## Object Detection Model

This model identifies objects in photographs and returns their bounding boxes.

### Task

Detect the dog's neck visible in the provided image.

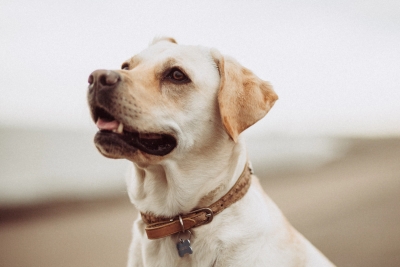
[126,138,248,217]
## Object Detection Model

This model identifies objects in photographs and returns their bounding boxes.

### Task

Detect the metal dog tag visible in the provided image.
[176,239,193,257]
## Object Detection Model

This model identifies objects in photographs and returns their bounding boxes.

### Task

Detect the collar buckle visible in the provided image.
[187,207,214,224]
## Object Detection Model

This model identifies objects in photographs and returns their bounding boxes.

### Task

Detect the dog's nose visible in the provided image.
[88,69,121,91]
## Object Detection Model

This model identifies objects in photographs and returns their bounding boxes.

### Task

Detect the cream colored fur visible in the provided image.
[92,37,335,266]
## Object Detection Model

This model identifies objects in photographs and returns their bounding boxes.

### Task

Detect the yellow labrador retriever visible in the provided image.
[87,37,335,267]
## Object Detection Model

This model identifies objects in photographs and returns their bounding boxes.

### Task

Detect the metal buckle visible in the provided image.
[187,208,214,224]
[178,215,185,232]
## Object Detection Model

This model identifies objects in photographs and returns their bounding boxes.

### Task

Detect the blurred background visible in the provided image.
[1,1,399,266]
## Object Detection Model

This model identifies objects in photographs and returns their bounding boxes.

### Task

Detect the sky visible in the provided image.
[1,0,399,137]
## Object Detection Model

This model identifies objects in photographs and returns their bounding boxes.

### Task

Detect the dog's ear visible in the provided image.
[150,36,177,46]
[211,49,278,142]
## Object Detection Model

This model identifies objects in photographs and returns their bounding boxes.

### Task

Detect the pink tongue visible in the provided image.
[96,118,119,131]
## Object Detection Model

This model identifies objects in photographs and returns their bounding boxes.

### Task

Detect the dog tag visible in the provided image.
[176,239,193,257]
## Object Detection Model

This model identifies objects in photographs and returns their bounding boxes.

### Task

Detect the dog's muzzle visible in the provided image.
[87,69,177,156]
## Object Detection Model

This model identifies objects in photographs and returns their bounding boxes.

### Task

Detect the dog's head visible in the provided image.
[87,37,278,164]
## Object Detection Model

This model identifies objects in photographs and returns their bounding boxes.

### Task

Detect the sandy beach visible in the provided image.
[1,137,399,267]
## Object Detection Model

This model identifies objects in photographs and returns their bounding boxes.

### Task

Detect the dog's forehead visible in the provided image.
[131,42,213,70]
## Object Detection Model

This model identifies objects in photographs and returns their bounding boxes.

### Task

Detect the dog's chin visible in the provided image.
[94,130,177,160]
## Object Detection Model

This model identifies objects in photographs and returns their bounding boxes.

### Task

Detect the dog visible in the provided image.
[87,37,335,267]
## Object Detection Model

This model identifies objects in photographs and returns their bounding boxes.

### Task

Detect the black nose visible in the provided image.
[88,69,121,91]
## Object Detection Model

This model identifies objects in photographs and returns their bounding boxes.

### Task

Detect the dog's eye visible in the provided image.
[166,68,190,84]
[121,63,129,70]
[172,70,185,80]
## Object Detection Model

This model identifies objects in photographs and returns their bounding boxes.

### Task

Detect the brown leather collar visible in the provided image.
[140,162,252,239]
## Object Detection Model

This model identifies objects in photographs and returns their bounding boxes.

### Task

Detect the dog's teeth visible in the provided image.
[117,122,124,134]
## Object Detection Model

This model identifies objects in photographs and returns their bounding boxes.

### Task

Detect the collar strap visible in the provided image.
[140,162,252,239]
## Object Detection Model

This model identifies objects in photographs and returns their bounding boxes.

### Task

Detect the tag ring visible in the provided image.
[177,229,192,242]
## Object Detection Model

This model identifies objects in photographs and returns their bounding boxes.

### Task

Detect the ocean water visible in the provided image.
[0,127,349,207]
[244,132,350,174]
[0,127,129,207]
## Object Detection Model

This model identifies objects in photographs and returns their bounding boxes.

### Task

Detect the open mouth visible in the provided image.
[93,107,177,156]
